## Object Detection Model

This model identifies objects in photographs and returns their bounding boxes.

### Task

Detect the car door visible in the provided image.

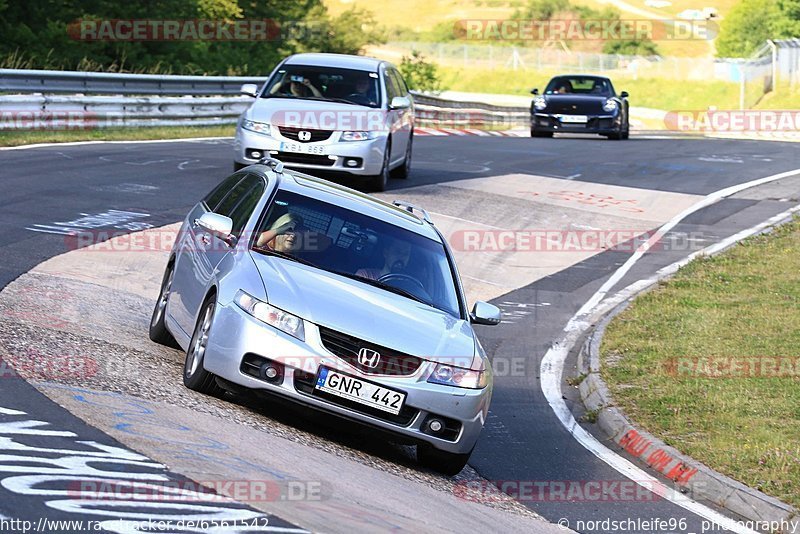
[169,173,263,335]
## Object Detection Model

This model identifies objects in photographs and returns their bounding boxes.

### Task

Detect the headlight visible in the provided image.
[234,290,304,341]
[341,131,379,142]
[241,119,271,136]
[427,363,487,389]
[603,99,618,112]
[534,97,547,111]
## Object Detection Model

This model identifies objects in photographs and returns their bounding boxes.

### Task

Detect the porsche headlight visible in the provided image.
[534,97,547,111]
[427,363,488,389]
[603,99,618,112]
[235,290,304,340]
[241,119,271,136]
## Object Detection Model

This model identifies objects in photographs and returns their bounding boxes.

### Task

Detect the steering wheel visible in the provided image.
[377,272,430,299]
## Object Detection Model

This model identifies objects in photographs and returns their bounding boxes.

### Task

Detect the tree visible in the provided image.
[399,51,441,93]
[716,0,780,57]
[603,39,659,56]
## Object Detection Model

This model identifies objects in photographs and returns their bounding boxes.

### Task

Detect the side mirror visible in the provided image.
[389,96,411,109]
[620,91,629,98]
[470,301,501,326]
[241,83,259,98]
[530,88,539,95]
[195,212,235,245]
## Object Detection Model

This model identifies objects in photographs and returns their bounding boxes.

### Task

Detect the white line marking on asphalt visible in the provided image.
[541,167,800,534]
[0,137,233,151]
[0,408,27,416]
[575,167,800,318]
[565,173,581,180]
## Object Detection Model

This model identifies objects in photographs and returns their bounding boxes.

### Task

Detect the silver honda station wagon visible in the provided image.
[234,53,414,192]
[150,159,501,475]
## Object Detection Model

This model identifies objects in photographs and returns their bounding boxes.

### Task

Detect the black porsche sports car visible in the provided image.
[530,75,629,139]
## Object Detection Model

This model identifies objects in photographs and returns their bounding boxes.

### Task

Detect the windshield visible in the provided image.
[544,77,614,96]
[262,65,381,108]
[252,190,461,318]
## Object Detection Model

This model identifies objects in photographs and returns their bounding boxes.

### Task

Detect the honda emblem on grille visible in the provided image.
[358,348,381,368]
[298,130,311,141]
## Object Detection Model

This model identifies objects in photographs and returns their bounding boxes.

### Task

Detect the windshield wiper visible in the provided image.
[328,269,432,307]
[252,246,320,268]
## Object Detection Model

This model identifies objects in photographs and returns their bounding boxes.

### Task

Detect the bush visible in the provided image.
[399,51,441,93]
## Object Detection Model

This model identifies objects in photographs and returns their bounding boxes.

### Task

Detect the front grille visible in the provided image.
[293,370,419,426]
[278,126,333,142]
[271,151,335,166]
[318,327,423,376]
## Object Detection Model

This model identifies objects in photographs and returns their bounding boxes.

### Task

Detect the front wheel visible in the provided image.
[391,135,412,179]
[368,139,391,192]
[417,443,473,476]
[149,264,178,348]
[531,129,553,138]
[184,297,224,396]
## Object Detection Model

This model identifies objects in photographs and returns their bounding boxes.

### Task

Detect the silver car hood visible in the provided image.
[250,253,478,366]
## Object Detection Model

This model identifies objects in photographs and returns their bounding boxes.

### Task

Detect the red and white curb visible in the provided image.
[414,127,528,137]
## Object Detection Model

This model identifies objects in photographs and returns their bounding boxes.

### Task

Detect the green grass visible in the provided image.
[437,65,743,110]
[601,219,800,508]
[0,124,235,147]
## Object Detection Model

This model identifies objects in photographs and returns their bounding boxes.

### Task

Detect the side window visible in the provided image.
[390,69,409,96]
[384,69,400,101]
[228,178,266,237]
[204,173,245,212]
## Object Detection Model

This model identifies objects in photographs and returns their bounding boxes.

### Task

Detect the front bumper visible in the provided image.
[531,113,621,134]
[234,126,387,176]
[203,301,492,454]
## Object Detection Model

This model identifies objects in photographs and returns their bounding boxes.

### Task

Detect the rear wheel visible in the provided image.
[369,139,391,192]
[149,264,178,348]
[184,297,224,396]
[417,443,473,476]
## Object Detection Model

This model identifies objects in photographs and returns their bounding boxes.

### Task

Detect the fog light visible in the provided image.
[259,361,284,384]
[251,150,262,159]
[429,419,443,433]
[345,158,358,167]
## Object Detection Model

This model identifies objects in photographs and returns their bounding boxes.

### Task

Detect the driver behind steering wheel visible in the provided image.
[356,237,412,280]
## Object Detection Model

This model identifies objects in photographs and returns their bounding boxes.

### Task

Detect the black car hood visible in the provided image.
[539,95,611,114]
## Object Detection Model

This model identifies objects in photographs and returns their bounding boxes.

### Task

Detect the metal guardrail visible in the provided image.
[0,69,266,95]
[0,69,529,130]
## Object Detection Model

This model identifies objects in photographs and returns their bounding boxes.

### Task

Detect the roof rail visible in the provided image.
[392,200,433,224]
[258,156,284,173]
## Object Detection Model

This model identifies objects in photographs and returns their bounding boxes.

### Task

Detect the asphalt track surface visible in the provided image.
[1,134,799,532]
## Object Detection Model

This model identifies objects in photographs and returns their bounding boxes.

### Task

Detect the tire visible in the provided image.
[531,130,553,138]
[149,264,179,348]
[234,161,247,171]
[391,134,412,180]
[183,297,224,396]
[608,128,623,140]
[417,443,473,476]
[622,121,630,140]
[369,139,391,192]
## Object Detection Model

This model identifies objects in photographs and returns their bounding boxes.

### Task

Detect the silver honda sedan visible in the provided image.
[150,159,501,475]
[234,53,414,192]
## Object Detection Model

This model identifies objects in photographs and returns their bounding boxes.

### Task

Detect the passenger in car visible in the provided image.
[256,213,305,251]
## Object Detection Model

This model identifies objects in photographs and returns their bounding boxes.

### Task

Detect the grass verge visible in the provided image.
[601,219,800,508]
[0,125,235,148]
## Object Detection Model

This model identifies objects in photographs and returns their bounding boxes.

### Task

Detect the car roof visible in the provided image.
[284,53,386,72]
[253,165,442,242]
[549,74,611,81]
